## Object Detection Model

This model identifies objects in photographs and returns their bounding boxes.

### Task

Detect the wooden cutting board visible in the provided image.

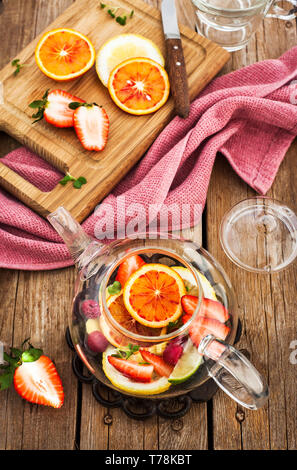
[0,0,229,222]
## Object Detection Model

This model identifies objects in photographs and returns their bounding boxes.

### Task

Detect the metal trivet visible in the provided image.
[65,319,242,420]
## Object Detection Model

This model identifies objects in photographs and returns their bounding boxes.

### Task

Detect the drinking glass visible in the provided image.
[191,0,297,51]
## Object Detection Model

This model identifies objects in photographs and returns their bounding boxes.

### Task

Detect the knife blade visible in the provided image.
[161,0,190,118]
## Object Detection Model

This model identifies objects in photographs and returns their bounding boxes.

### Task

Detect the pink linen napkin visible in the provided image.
[1,46,297,270]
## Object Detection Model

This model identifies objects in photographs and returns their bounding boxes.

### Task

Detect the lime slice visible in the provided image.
[102,345,171,395]
[169,339,203,384]
[172,266,217,300]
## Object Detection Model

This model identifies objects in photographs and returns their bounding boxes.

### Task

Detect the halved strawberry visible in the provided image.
[108,356,153,382]
[205,340,227,361]
[115,254,146,287]
[29,89,85,127]
[73,103,109,151]
[14,355,64,408]
[140,349,173,378]
[182,296,230,324]
[189,316,230,349]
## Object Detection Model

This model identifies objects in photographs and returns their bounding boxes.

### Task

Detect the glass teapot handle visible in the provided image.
[265,0,297,21]
[198,335,269,410]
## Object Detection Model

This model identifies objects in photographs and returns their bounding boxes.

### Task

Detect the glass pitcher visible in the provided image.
[48,206,268,410]
[191,0,297,51]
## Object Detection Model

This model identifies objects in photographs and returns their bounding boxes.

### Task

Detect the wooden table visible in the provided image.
[0,0,296,450]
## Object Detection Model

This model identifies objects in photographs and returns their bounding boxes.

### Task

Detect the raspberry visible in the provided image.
[81,299,100,319]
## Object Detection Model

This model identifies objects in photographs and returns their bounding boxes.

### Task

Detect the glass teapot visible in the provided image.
[48,207,268,410]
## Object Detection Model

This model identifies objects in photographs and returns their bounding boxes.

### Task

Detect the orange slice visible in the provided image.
[35,28,95,81]
[102,292,166,348]
[123,264,186,328]
[108,57,170,115]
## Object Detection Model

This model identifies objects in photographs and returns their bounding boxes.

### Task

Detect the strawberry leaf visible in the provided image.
[21,348,43,363]
[29,100,45,109]
[0,370,14,391]
[69,101,84,110]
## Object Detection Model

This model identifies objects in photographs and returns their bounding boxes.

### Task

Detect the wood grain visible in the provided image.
[0,0,296,451]
[0,0,229,222]
[207,15,297,449]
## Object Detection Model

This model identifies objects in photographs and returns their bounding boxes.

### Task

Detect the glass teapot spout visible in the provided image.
[47,206,99,268]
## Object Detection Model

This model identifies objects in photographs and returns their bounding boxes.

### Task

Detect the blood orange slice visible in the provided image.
[108,57,170,115]
[102,292,165,348]
[123,264,186,328]
[35,28,95,81]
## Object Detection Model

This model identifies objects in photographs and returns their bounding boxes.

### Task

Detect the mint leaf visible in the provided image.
[116,15,127,25]
[107,281,121,295]
[77,176,87,185]
[167,317,183,332]
[125,343,139,360]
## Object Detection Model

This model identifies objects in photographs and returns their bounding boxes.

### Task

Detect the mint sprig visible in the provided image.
[29,89,49,123]
[59,173,87,189]
[11,58,28,76]
[99,2,134,26]
[111,343,139,360]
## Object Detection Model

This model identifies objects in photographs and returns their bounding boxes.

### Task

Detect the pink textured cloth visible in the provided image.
[1,46,297,270]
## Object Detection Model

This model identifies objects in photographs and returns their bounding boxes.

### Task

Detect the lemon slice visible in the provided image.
[102,346,171,395]
[168,339,203,384]
[96,33,165,86]
[172,266,217,300]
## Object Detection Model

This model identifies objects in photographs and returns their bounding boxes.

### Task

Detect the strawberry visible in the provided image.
[14,355,64,408]
[115,254,146,287]
[108,356,153,382]
[72,102,109,151]
[29,89,85,127]
[181,296,230,324]
[205,340,227,361]
[140,349,173,378]
[162,338,184,366]
[189,316,230,349]
[0,339,64,408]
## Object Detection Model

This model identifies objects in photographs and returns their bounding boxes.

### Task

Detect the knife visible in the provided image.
[161,0,190,118]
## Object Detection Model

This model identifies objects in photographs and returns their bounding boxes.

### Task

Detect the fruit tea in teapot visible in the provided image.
[48,207,268,409]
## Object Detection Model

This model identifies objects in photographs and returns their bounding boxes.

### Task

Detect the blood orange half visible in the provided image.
[35,28,95,81]
[123,264,186,328]
[108,57,170,115]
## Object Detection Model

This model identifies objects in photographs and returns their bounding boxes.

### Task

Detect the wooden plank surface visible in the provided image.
[0,0,296,451]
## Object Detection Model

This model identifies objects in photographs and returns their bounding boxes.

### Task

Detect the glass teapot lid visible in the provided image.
[220,197,297,273]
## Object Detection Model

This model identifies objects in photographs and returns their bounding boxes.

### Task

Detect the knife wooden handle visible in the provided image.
[165,38,190,118]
